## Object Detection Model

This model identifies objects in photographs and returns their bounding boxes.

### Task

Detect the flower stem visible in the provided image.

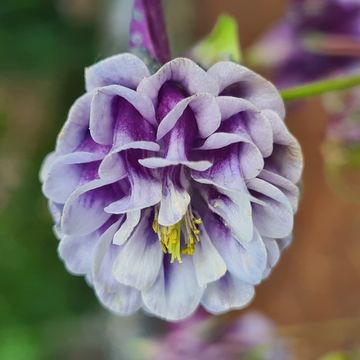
[281,74,360,102]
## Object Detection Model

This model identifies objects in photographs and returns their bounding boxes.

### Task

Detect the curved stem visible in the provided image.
[281,74,360,102]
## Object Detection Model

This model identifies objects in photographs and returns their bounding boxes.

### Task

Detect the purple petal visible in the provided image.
[112,210,163,290]
[139,157,212,171]
[208,61,285,118]
[201,272,255,314]
[129,0,171,64]
[157,93,221,140]
[85,53,149,92]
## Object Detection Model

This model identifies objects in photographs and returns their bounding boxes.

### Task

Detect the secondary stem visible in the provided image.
[281,74,360,102]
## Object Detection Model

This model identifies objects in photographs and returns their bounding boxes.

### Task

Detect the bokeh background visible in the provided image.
[1,0,360,359]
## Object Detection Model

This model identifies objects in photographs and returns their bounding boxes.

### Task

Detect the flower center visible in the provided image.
[152,208,202,264]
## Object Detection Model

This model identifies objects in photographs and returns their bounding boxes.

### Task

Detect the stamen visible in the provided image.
[152,207,202,263]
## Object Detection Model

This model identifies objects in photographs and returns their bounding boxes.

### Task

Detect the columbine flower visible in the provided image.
[40,52,303,321]
[250,0,360,86]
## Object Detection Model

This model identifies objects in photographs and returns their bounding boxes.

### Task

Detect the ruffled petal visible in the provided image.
[158,167,191,226]
[113,210,141,246]
[113,210,163,290]
[201,272,255,314]
[247,178,294,238]
[92,220,142,315]
[193,227,226,287]
[142,256,204,321]
[90,85,156,145]
[264,109,303,183]
[56,92,93,154]
[205,214,267,285]
[137,58,219,106]
[208,61,285,118]
[85,53,150,91]
[61,178,122,236]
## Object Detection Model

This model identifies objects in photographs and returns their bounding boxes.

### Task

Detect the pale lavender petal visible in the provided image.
[92,221,142,315]
[259,169,300,212]
[56,92,93,154]
[263,109,303,183]
[208,61,285,118]
[142,256,204,321]
[158,167,190,226]
[201,272,255,314]
[113,210,141,246]
[193,227,226,287]
[139,157,212,171]
[85,53,149,92]
[113,210,163,290]
[247,178,294,238]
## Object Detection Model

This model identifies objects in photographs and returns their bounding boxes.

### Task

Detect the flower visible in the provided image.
[40,53,303,321]
[250,0,360,87]
[153,310,289,360]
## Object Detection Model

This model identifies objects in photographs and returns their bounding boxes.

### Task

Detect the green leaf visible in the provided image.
[189,14,241,68]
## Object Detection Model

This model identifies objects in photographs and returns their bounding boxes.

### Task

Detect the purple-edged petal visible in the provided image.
[142,256,204,321]
[56,92,93,154]
[263,109,303,183]
[113,210,163,290]
[259,169,300,212]
[58,219,116,276]
[105,170,161,214]
[85,53,149,92]
[208,61,285,118]
[193,227,226,287]
[92,220,142,315]
[61,178,121,236]
[206,215,267,285]
[42,154,104,203]
[216,96,274,157]
[201,272,255,314]
[203,188,253,244]
[90,85,156,145]
[247,178,294,238]
[137,58,219,106]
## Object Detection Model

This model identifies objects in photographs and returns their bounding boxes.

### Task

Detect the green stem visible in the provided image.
[280,74,360,102]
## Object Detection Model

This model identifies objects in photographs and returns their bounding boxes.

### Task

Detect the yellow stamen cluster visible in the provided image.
[152,208,202,264]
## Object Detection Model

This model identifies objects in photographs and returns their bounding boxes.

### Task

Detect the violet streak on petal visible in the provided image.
[40,51,303,321]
